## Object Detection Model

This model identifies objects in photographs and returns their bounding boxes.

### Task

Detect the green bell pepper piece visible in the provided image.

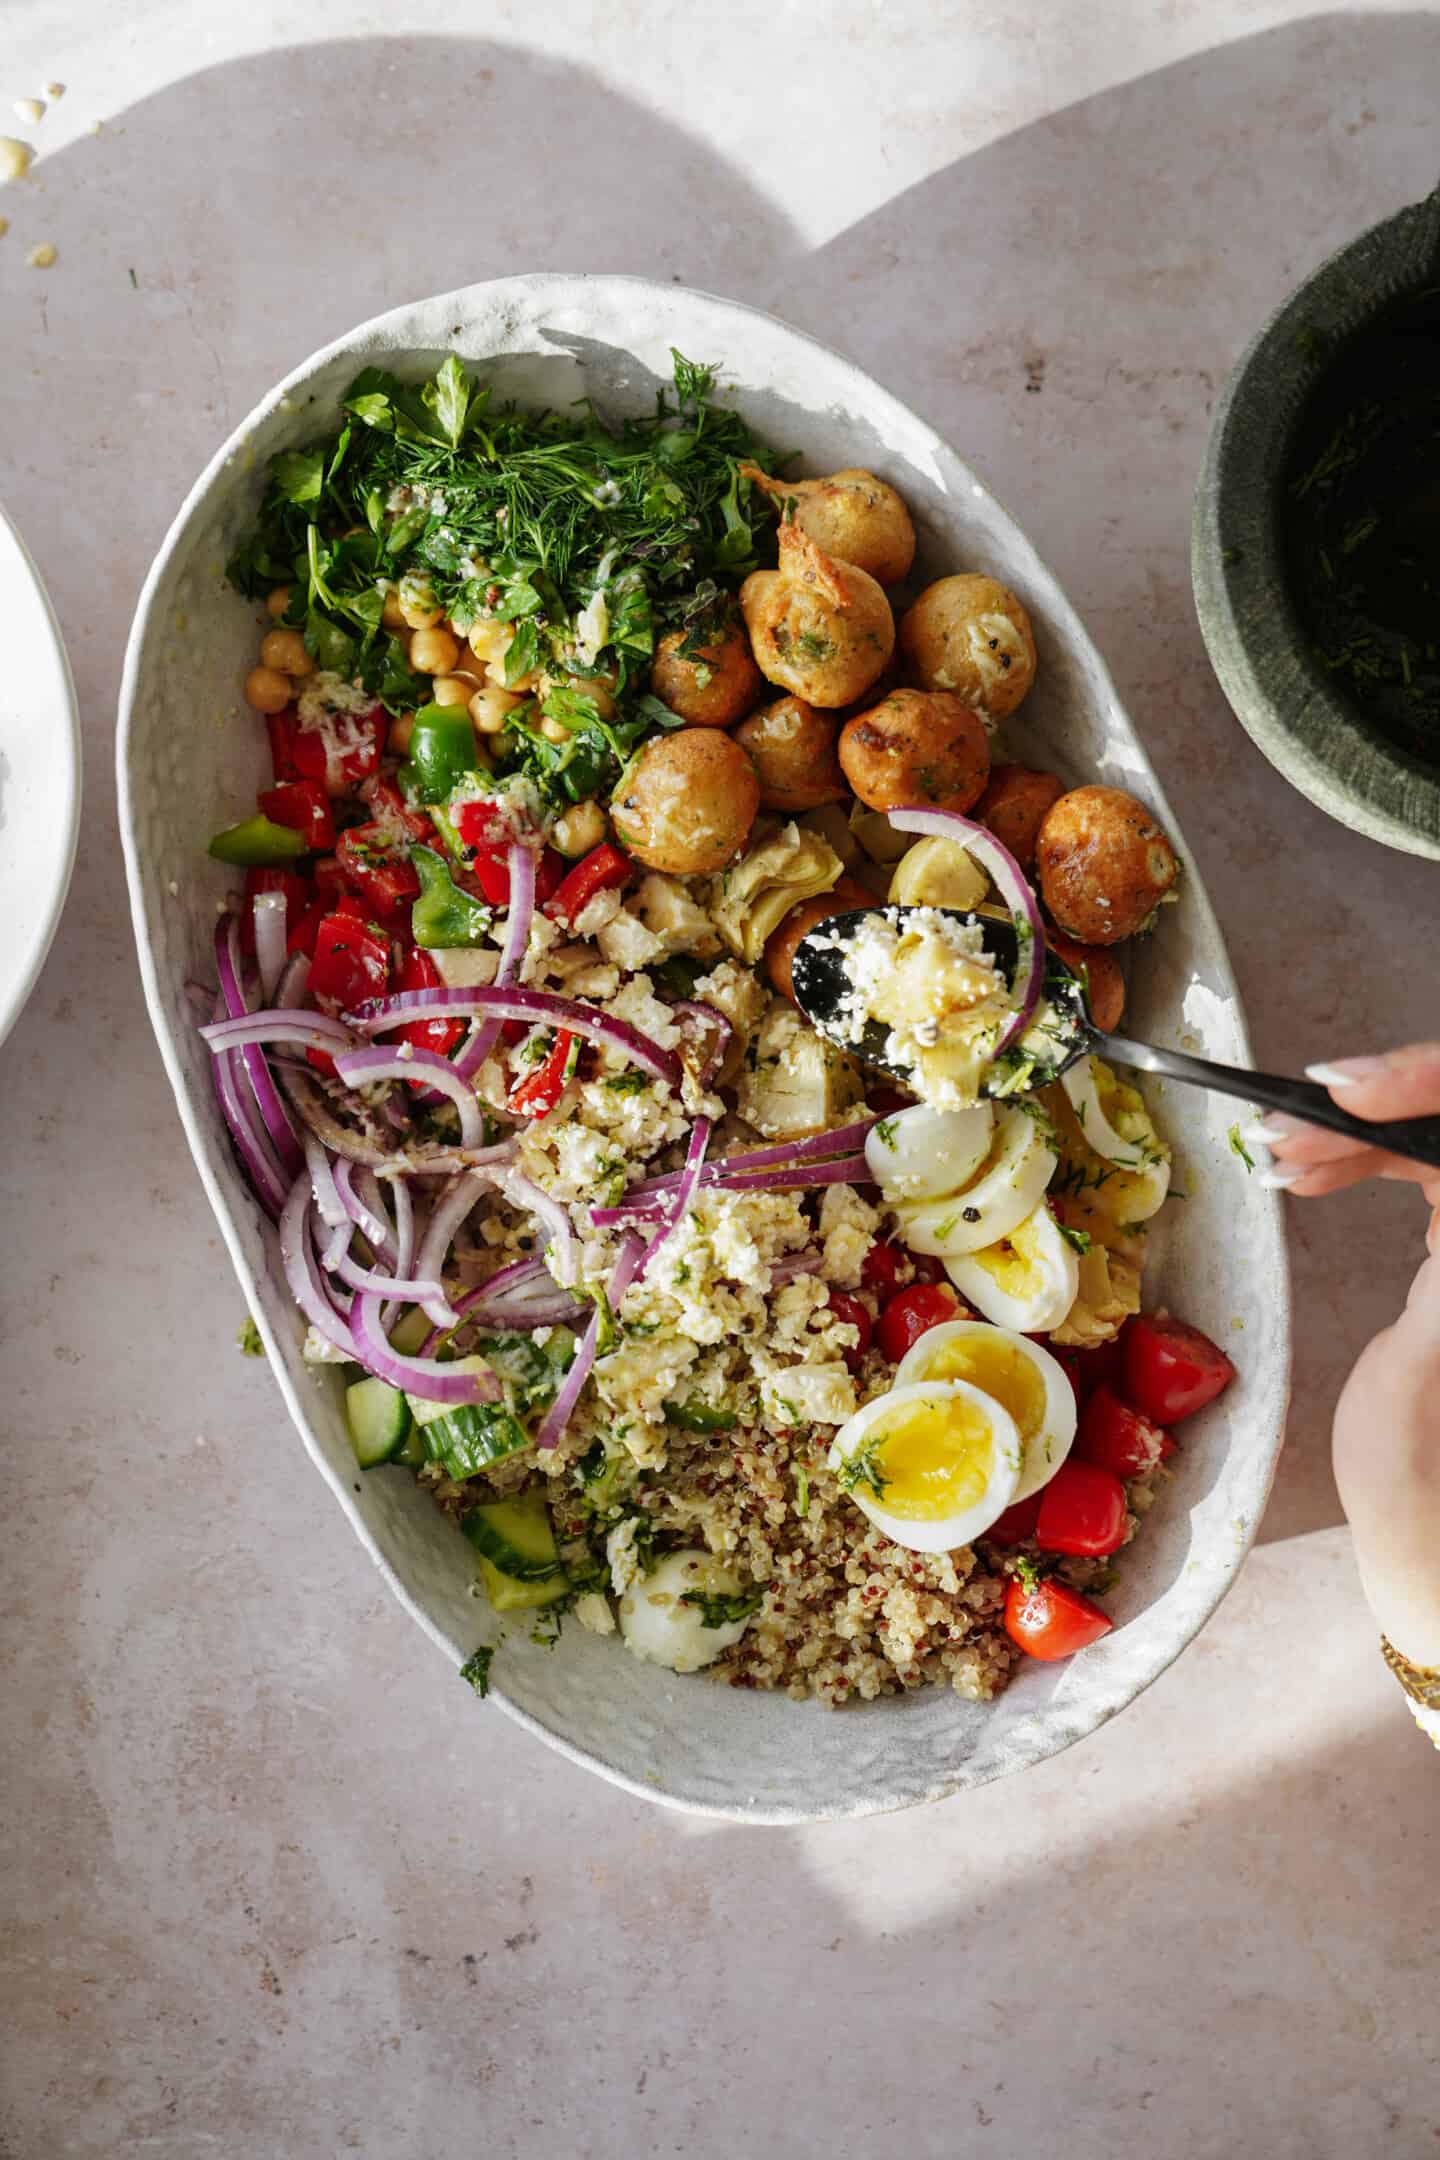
[662,1398,737,1435]
[399,703,481,805]
[410,844,493,950]
[207,813,308,867]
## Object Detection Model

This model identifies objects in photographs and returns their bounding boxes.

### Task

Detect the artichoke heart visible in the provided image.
[707,822,844,963]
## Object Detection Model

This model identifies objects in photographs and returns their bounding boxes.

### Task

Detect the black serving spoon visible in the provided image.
[791,907,1440,1171]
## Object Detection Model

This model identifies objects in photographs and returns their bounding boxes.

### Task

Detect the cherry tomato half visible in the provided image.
[1075,1385,1172,1479]
[1120,1312,1237,1425]
[1004,1576,1114,1661]
[827,1292,873,1376]
[875,1282,960,1364]
[1034,1459,1128,1557]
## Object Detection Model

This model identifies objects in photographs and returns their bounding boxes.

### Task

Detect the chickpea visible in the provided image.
[973,763,1065,870]
[1035,786,1180,946]
[741,463,916,586]
[611,729,760,875]
[380,583,407,632]
[539,717,570,745]
[244,665,292,715]
[410,625,460,676]
[733,696,846,812]
[1045,927,1126,1032]
[763,876,874,1004]
[469,685,521,735]
[397,572,442,631]
[650,616,763,728]
[266,585,292,620]
[430,674,475,709]
[740,523,894,708]
[553,800,608,857]
[469,617,512,665]
[837,688,990,814]
[898,574,1037,722]
[259,626,315,679]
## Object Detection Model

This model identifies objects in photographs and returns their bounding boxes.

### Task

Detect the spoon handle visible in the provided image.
[1099,1033,1440,1171]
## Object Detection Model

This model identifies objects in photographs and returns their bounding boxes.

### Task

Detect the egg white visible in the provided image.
[895,1319,1077,1502]
[827,1378,1020,1552]
[1061,1057,1171,1220]
[864,1100,995,1202]
[944,1201,1079,1334]
[891,1105,1058,1256]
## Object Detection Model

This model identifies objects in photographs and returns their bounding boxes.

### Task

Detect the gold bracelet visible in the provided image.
[1381,1636,1440,1708]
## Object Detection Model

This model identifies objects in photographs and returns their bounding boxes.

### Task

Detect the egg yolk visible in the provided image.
[866,1394,1000,1521]
[967,1218,1046,1300]
[910,1338,1046,1447]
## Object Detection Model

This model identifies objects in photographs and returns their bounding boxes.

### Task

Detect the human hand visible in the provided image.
[1330,1247,1440,1668]
[1239,1042,1440,1251]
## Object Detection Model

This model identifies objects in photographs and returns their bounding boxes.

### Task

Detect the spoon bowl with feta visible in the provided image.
[792,902,1440,1166]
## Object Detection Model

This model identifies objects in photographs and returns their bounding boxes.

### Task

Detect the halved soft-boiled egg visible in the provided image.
[895,1319,1077,1502]
[827,1379,1021,1552]
[943,1200,1079,1334]
[863,1101,994,1201]
[1058,1056,1171,1222]
[890,1105,1058,1257]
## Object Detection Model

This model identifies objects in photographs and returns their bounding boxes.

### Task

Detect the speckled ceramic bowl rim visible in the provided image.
[1192,194,1440,861]
[119,274,1292,1820]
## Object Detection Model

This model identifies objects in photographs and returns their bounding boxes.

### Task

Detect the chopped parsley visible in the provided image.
[835,1435,890,1501]
[1057,1223,1092,1255]
[680,1587,764,1628]
[873,1116,899,1148]
[604,1072,651,1095]
[459,1645,494,1698]
[1228,1123,1256,1172]
[236,1316,264,1357]
[795,1464,811,1519]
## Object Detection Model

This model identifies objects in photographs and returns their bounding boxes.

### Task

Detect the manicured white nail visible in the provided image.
[1258,1168,1300,1190]
[1239,1120,1280,1148]
[1305,1060,1379,1089]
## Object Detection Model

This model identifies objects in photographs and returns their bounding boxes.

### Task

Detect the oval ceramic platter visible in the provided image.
[0,501,81,1051]
[118,276,1291,1821]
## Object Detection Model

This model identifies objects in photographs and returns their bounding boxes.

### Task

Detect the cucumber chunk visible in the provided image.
[345,1377,411,1469]
[406,1356,496,1429]
[425,1403,530,1481]
[464,1491,563,1582]
[477,1558,571,1613]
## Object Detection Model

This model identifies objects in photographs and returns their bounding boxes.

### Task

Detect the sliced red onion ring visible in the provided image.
[769,1249,826,1283]
[624,1118,878,1199]
[213,917,304,1179]
[253,890,288,1003]
[303,1130,348,1232]
[887,807,1045,1054]
[203,1010,355,1056]
[275,951,310,1008]
[534,1233,643,1453]
[504,1170,577,1288]
[639,1117,710,1277]
[411,1168,499,1330]
[279,1174,358,1357]
[410,841,538,1108]
[345,984,681,1091]
[333,1250,453,1310]
[211,1041,289,1218]
[334,1159,395,1257]
[321,1216,353,1273]
[589,1147,874,1224]
[672,1000,732,1087]
[351,1292,502,1405]
[333,1045,484,1149]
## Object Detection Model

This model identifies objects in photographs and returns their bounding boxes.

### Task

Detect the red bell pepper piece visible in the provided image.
[336,823,421,920]
[545,842,632,926]
[286,900,328,959]
[258,779,335,854]
[392,948,465,1061]
[507,1029,576,1118]
[309,912,391,1010]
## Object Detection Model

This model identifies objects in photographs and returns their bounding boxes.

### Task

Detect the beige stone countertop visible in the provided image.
[1,4,1437,2153]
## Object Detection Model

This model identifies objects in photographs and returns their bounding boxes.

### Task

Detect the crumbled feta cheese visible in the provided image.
[818,1182,880,1287]
[760,1365,856,1427]
[596,908,667,973]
